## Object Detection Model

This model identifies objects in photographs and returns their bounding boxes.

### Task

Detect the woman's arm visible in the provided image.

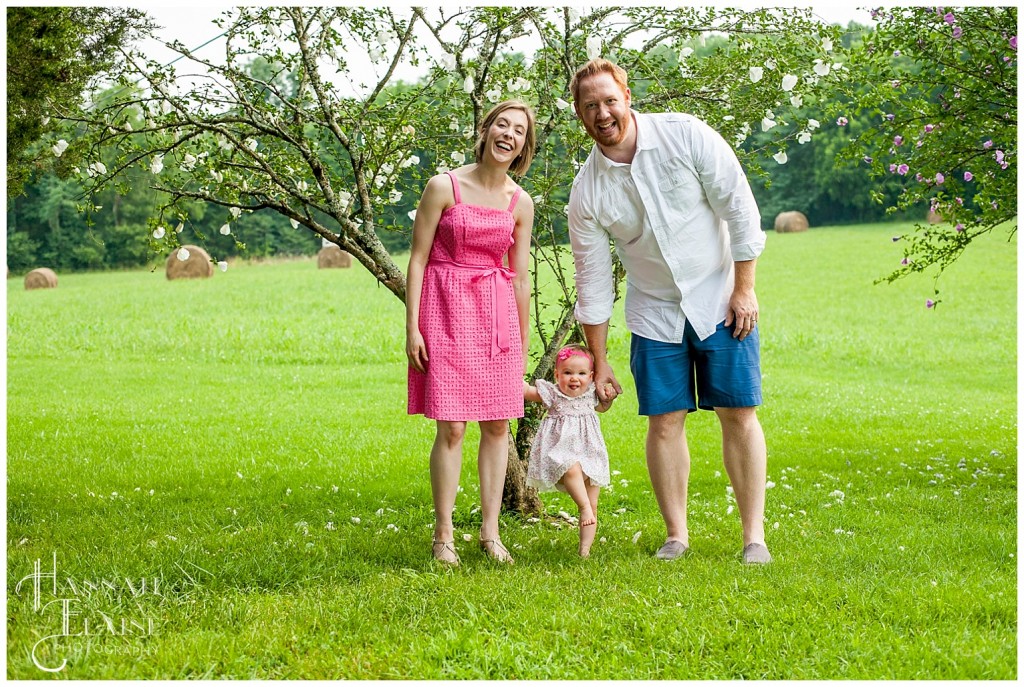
[406,175,450,373]
[510,191,535,375]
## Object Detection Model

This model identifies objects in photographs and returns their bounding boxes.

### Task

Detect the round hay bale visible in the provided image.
[318,245,353,269]
[774,211,809,233]
[165,244,214,280]
[24,267,58,290]
[926,209,944,224]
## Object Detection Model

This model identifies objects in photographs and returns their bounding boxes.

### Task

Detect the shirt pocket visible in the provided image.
[597,189,644,244]
[657,156,704,221]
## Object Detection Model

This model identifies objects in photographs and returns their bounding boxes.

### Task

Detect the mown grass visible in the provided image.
[6,222,1016,679]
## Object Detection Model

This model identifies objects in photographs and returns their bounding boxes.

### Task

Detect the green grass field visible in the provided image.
[6,222,1017,679]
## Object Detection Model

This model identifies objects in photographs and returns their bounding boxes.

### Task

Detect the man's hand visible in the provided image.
[724,288,759,341]
[595,363,622,404]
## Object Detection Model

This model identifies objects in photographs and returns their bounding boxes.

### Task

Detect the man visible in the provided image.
[566,58,771,564]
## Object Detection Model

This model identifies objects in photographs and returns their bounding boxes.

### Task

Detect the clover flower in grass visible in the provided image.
[900,257,909,265]
[350,516,361,524]
[926,299,936,309]
[632,531,642,544]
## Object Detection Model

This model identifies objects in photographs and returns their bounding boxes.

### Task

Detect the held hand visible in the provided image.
[595,364,622,404]
[724,289,759,341]
[406,330,429,373]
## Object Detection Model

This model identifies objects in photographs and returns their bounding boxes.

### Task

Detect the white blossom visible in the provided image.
[296,179,308,193]
[210,169,223,183]
[176,247,191,261]
[586,35,602,59]
[679,47,694,60]
[229,206,242,219]
[781,74,798,91]
[822,36,834,52]
[290,218,299,229]
[765,58,777,70]
[175,222,184,234]
[748,66,764,83]
[150,155,164,174]
[772,150,788,164]
[244,138,258,151]
[152,226,166,239]
[790,94,803,107]
[181,153,197,171]
[813,59,831,76]
[807,118,820,130]
[351,516,361,524]
[450,150,466,165]
[463,75,474,93]
[761,117,778,132]
[555,98,570,110]
[797,131,812,144]
[485,87,502,103]
[438,53,456,72]
[401,124,415,136]
[631,531,642,544]
[219,223,231,235]
[389,189,402,203]
[218,261,228,272]
[51,139,69,157]
[160,99,171,115]
[407,209,417,221]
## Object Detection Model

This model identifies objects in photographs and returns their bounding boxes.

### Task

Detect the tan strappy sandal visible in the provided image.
[479,538,514,564]
[431,540,460,566]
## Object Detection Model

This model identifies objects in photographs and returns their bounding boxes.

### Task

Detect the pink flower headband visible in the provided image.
[556,346,593,365]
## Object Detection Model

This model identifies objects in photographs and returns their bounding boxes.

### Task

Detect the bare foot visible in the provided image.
[579,508,597,558]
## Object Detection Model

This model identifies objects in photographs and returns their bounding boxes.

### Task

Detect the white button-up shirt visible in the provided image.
[568,111,765,342]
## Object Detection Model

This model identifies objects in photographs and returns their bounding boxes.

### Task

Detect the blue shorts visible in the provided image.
[629,321,762,415]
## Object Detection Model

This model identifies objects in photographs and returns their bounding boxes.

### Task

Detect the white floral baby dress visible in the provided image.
[526,379,610,492]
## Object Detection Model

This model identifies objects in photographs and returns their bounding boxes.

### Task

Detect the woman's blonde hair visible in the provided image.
[473,99,536,177]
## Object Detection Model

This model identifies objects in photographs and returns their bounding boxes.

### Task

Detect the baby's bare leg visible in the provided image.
[559,463,597,557]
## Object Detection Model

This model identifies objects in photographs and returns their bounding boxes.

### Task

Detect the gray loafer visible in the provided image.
[655,539,689,560]
[742,542,772,564]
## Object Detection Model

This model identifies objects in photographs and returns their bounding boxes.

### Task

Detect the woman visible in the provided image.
[406,100,536,566]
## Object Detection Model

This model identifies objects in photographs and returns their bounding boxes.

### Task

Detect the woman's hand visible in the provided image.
[407,329,429,373]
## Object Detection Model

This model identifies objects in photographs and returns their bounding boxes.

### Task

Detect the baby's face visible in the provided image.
[555,355,594,398]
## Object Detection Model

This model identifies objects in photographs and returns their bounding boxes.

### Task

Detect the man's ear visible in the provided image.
[625,87,632,108]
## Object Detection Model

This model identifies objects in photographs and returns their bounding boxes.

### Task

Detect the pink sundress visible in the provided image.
[408,172,525,421]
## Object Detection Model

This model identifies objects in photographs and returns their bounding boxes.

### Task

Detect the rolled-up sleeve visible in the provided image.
[568,191,615,325]
[691,118,765,262]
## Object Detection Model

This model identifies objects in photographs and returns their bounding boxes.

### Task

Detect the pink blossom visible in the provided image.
[1011,36,1018,50]
[926,299,936,309]
[983,140,993,149]
[889,163,897,173]
[935,172,945,184]
[943,12,955,25]
[897,164,909,175]
[955,197,964,206]
[952,26,963,39]
[900,257,909,265]
[955,223,964,232]
[836,116,848,126]
[885,113,895,121]
[995,150,1005,163]
[915,173,925,182]
[963,171,973,182]
[893,135,903,146]
[863,156,873,164]
[924,124,935,133]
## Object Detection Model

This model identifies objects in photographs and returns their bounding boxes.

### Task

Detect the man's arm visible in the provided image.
[724,258,758,341]
[582,321,621,403]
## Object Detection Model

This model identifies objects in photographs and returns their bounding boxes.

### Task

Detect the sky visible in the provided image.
[136,4,878,87]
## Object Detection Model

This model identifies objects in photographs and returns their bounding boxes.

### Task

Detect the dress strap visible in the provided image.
[507,186,522,212]
[446,171,461,204]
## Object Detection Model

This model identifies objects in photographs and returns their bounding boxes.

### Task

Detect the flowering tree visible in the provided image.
[835,6,1017,305]
[53,6,847,513]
